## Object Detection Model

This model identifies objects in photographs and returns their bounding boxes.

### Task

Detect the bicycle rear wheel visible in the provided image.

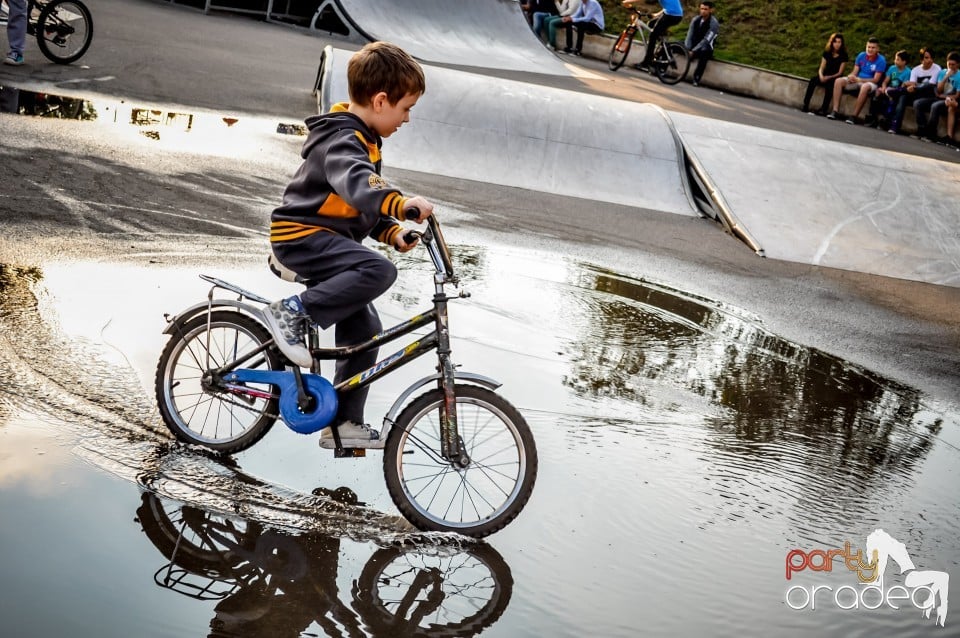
[607,30,633,71]
[36,0,93,65]
[383,385,537,538]
[656,41,690,85]
[155,311,283,454]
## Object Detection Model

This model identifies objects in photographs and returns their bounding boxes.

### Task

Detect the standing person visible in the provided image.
[684,1,720,87]
[826,37,886,123]
[3,0,26,65]
[887,47,942,134]
[623,0,684,73]
[560,0,604,56]
[866,49,911,128]
[801,33,849,114]
[262,42,435,449]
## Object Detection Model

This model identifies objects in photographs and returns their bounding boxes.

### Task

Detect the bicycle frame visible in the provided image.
[188,217,474,462]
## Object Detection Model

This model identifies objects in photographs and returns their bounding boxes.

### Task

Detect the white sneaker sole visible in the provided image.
[319,437,385,450]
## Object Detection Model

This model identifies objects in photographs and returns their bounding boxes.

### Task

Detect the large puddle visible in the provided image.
[1,235,958,637]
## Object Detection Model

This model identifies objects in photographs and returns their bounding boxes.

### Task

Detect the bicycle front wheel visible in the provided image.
[36,0,93,65]
[155,311,283,454]
[656,41,690,85]
[384,385,537,538]
[607,30,633,71]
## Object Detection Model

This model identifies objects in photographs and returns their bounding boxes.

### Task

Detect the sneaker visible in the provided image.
[572,49,582,56]
[562,47,572,54]
[319,420,381,449]
[3,51,24,66]
[692,79,700,87]
[844,117,856,125]
[826,111,839,120]
[633,62,653,74]
[887,128,897,134]
[260,295,313,368]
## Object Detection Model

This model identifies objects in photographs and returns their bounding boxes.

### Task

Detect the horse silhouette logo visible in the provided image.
[866,529,949,627]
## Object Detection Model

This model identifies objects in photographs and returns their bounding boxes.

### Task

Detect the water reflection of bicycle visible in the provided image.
[135,491,513,637]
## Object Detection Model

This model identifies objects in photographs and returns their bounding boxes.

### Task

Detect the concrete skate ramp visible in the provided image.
[316,47,699,214]
[333,0,573,75]
[672,114,960,287]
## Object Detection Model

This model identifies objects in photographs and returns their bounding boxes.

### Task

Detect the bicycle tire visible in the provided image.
[155,311,283,454]
[656,41,690,85]
[383,385,537,538]
[353,543,513,637]
[36,0,93,65]
[607,30,633,71]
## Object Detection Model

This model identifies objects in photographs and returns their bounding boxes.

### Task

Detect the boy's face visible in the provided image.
[865,41,879,57]
[698,4,712,17]
[370,91,421,138]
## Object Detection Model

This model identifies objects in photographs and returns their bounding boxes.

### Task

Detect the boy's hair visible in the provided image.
[867,37,880,46]
[895,49,909,64]
[948,51,960,64]
[920,46,935,59]
[348,42,426,106]
[700,1,714,7]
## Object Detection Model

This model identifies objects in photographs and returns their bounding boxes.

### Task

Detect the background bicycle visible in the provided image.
[1,0,93,63]
[607,8,689,85]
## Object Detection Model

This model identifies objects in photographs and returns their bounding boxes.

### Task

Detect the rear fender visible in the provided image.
[162,300,264,335]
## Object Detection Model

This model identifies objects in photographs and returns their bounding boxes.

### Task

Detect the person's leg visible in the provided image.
[573,22,600,53]
[947,103,957,141]
[532,11,549,40]
[332,304,382,424]
[913,97,935,133]
[819,79,835,115]
[5,0,27,62]
[546,16,561,48]
[890,92,912,132]
[829,78,850,115]
[926,99,946,140]
[562,22,574,52]
[693,50,711,84]
[272,232,397,331]
[849,83,874,120]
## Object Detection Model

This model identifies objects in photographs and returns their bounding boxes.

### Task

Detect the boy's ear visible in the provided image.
[371,91,390,112]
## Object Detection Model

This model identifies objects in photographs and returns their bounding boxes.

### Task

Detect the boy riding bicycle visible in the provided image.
[262,41,434,449]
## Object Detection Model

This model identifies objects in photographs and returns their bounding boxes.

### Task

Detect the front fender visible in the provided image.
[162,300,264,335]
[380,372,502,434]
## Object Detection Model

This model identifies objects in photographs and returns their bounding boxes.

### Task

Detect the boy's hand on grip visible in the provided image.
[403,196,434,223]
[395,228,421,253]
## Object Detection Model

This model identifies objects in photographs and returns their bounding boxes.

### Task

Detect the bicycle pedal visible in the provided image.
[334,447,366,458]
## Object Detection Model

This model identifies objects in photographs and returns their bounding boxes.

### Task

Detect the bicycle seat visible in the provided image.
[268,254,315,287]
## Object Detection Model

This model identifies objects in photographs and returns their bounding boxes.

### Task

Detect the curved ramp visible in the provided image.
[330,0,573,75]
[672,114,960,287]
[316,47,698,215]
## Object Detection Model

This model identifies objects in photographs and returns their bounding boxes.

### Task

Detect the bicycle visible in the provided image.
[3,0,93,64]
[136,491,513,635]
[154,215,538,538]
[607,8,689,85]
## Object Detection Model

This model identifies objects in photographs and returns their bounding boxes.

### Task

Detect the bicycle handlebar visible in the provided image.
[405,210,456,282]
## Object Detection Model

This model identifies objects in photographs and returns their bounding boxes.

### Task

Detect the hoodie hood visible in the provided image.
[301,103,381,160]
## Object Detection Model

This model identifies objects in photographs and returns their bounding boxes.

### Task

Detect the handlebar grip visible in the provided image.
[406,206,422,222]
[402,229,422,244]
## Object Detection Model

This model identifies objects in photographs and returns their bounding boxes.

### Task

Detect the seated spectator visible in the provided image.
[865,50,911,128]
[684,1,720,87]
[544,0,581,51]
[915,51,960,143]
[887,46,941,134]
[944,92,958,148]
[526,0,559,41]
[827,37,886,123]
[558,0,604,56]
[802,33,849,114]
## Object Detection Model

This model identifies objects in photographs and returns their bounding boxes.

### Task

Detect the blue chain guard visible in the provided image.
[223,369,338,434]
